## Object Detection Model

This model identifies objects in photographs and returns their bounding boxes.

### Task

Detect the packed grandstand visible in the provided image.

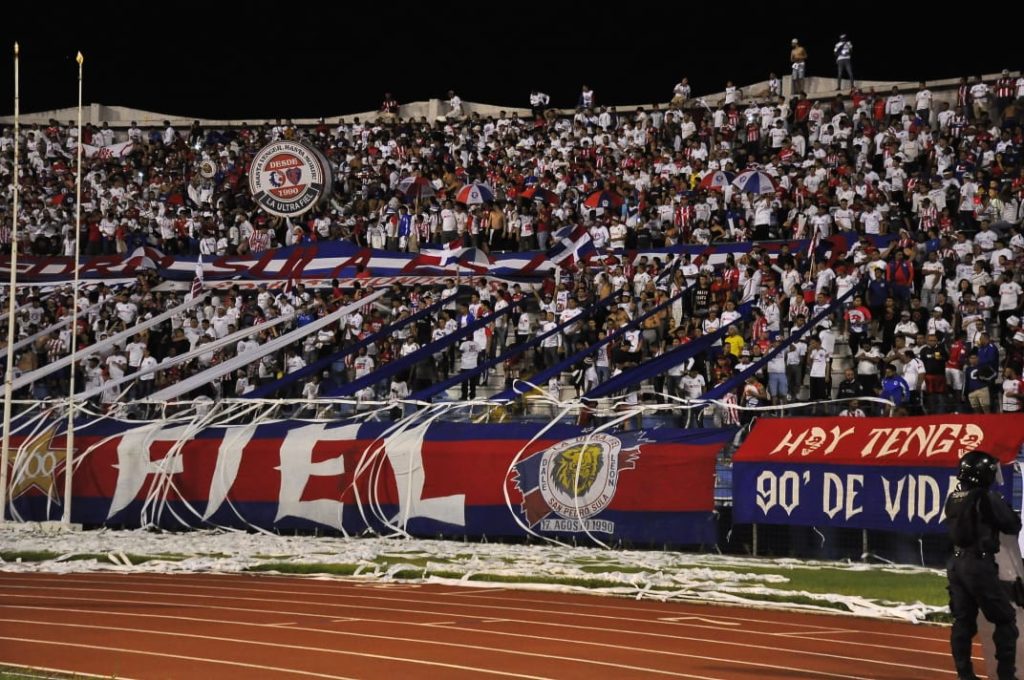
[5,29,1024,679]
[2,71,1024,426]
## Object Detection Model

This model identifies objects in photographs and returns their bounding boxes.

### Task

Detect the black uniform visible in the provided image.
[944,485,1022,680]
[836,377,865,401]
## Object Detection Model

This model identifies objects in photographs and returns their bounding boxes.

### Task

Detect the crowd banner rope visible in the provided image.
[75,310,295,401]
[10,301,103,353]
[149,290,386,402]
[13,294,208,391]
[702,287,858,402]
[492,281,696,403]
[409,288,621,403]
[245,295,448,399]
[324,300,517,398]
[584,301,756,400]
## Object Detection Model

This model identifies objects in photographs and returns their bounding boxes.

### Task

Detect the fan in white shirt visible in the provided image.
[125,339,147,368]
[115,300,138,324]
[998,277,1021,311]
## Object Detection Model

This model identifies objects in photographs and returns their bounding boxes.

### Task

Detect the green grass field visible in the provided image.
[240,555,948,619]
[0,539,951,623]
[0,667,111,679]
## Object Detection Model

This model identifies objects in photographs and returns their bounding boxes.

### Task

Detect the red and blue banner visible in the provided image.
[0,234,893,285]
[732,415,1024,533]
[4,418,730,547]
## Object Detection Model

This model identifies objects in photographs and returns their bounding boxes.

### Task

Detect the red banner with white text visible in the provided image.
[733,415,1024,532]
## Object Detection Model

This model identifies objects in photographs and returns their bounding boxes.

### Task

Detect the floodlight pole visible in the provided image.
[61,51,84,527]
[0,42,22,525]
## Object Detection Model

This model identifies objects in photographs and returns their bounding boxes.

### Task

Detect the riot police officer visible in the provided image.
[944,450,1021,680]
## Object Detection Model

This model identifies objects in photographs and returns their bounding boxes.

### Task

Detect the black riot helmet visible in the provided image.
[957,450,1000,489]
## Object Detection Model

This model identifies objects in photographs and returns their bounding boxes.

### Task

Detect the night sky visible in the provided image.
[0,4,1021,121]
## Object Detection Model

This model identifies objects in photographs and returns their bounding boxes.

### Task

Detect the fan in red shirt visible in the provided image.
[872,95,886,122]
[793,96,812,123]
[886,251,915,306]
[721,259,741,293]
[750,311,769,346]
[844,299,872,355]
[709,274,730,307]
[850,88,865,109]
[946,335,968,406]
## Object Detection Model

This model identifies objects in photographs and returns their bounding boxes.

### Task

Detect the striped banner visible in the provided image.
[1,235,897,285]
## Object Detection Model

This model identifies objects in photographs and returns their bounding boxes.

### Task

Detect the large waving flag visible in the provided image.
[547,224,596,268]
[409,242,493,273]
[82,141,134,159]
[189,255,204,300]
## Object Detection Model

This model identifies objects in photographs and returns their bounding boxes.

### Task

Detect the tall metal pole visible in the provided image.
[61,51,83,527]
[0,42,21,525]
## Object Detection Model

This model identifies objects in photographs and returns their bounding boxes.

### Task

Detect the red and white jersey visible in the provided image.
[249,229,271,253]
[996,77,1015,99]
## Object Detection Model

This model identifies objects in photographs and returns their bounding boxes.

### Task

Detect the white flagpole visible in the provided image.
[0,42,21,526]
[61,51,83,527]
[1018,461,1024,557]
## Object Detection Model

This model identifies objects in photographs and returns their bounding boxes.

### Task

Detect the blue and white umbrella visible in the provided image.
[454,182,495,206]
[698,170,735,192]
[732,169,777,195]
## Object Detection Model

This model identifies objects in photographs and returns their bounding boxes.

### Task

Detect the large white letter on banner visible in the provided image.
[203,423,259,520]
[108,424,188,518]
[384,421,465,527]
[275,423,359,530]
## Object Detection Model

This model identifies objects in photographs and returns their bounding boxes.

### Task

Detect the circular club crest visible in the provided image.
[537,434,622,519]
[249,141,329,218]
[198,158,217,179]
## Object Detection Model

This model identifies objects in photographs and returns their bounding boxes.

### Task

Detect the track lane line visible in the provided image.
[0,594,948,679]
[0,578,954,666]
[0,635,357,679]
[0,616,725,680]
[0,573,953,646]
[111,571,943,638]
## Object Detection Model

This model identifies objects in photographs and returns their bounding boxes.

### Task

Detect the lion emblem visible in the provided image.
[551,443,604,498]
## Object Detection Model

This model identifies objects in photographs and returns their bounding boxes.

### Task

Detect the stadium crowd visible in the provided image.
[2,67,1024,420]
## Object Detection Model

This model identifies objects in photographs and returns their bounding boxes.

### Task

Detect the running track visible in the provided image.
[0,572,969,679]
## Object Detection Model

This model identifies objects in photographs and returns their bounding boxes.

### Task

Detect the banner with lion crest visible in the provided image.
[3,416,731,547]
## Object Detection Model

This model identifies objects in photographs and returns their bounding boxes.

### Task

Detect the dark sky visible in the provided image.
[1,4,1022,120]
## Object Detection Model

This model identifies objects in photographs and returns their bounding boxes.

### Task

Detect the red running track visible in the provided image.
[0,572,972,679]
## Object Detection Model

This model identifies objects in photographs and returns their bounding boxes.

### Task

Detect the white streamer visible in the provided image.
[75,309,293,401]
[149,289,384,401]
[11,300,103,352]
[14,294,207,390]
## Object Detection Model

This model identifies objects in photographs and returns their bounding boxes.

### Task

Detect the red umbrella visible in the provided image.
[520,185,560,206]
[583,190,624,209]
[397,176,435,202]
